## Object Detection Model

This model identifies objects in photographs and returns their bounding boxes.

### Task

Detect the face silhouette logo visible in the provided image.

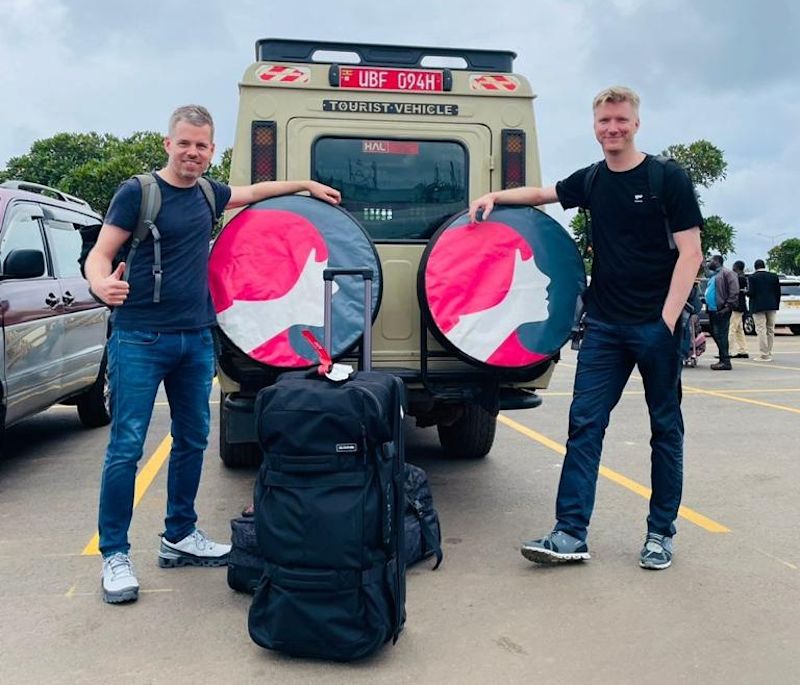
[424,222,552,367]
[210,208,334,367]
[209,196,382,369]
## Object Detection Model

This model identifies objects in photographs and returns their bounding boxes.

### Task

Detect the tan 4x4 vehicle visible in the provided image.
[217,39,561,466]
[0,181,110,457]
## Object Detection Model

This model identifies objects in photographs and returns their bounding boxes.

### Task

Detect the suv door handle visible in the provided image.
[45,293,59,308]
[62,291,75,305]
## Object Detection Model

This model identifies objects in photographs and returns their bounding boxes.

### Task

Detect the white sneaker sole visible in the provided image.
[102,583,139,604]
[520,546,590,564]
[639,558,672,570]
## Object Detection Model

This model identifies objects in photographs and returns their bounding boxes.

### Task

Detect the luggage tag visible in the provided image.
[301,330,354,382]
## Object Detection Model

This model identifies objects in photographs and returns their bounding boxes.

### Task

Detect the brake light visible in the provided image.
[501,129,526,189]
[251,121,277,183]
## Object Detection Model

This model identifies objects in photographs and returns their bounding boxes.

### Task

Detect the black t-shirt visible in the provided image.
[104,173,231,332]
[556,155,702,324]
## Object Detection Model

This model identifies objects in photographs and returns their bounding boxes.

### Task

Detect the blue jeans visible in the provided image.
[98,328,215,557]
[554,316,684,541]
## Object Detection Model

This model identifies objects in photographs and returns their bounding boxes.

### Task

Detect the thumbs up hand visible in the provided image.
[92,261,130,306]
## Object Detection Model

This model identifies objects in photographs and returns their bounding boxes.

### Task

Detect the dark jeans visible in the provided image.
[554,316,684,541]
[98,328,215,556]
[709,309,732,362]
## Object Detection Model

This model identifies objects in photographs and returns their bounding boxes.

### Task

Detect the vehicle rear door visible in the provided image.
[287,119,491,363]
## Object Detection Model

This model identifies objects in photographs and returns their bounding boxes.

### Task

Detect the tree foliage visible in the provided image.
[1,131,232,215]
[701,215,736,257]
[767,237,800,275]
[661,140,727,190]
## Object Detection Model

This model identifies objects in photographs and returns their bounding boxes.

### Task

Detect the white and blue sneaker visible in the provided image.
[158,528,231,568]
[639,532,673,570]
[521,530,590,564]
[102,552,139,604]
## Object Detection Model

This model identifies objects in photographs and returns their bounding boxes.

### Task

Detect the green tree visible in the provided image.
[662,140,727,189]
[767,237,800,275]
[208,147,232,184]
[701,215,736,257]
[569,211,592,273]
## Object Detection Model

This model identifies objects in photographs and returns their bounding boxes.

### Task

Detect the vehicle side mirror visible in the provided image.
[2,249,46,278]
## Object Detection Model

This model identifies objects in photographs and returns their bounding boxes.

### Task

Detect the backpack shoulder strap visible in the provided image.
[581,161,602,210]
[579,161,602,254]
[196,176,217,220]
[647,155,677,250]
[134,173,161,241]
[128,173,164,302]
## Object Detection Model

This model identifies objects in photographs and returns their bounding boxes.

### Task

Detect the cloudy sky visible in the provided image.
[1,0,797,266]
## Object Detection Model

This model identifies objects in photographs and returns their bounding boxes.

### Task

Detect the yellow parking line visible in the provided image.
[497,414,730,533]
[734,361,800,372]
[681,385,800,415]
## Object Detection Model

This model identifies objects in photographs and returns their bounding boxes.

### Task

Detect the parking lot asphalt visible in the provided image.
[1,331,799,684]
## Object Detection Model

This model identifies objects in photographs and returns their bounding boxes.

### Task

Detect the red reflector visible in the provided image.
[338,66,444,92]
[362,140,420,155]
[501,129,526,189]
[251,121,276,183]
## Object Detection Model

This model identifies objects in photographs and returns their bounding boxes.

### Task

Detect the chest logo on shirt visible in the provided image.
[634,194,644,203]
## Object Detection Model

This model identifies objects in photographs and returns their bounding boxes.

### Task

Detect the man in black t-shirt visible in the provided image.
[85,105,341,604]
[470,86,703,570]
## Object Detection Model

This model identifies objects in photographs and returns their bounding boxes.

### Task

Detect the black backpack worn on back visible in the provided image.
[78,173,216,303]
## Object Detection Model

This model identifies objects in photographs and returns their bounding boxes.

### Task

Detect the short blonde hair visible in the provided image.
[592,86,640,114]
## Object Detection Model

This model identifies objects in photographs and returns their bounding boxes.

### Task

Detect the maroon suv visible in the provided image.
[0,180,110,457]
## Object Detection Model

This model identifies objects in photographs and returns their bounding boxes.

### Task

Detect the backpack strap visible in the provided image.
[647,154,677,250]
[196,176,218,220]
[126,173,164,302]
[579,161,602,253]
[407,495,443,570]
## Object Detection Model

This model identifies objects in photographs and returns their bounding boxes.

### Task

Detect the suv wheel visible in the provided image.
[437,404,497,459]
[219,392,261,468]
[743,314,756,336]
[77,354,111,428]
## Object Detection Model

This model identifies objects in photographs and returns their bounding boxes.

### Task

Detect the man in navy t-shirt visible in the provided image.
[85,105,341,604]
[470,86,703,571]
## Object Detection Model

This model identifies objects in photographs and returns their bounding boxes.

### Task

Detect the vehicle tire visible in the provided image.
[77,354,111,428]
[790,325,800,336]
[219,392,261,468]
[437,404,497,459]
[743,314,756,336]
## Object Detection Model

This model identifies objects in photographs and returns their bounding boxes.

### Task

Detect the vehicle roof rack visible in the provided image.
[256,38,516,73]
[0,180,93,209]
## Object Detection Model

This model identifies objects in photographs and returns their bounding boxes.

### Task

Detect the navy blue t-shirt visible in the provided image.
[556,155,702,324]
[104,173,231,331]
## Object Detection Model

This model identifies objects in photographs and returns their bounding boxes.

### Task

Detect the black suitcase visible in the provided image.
[248,268,406,661]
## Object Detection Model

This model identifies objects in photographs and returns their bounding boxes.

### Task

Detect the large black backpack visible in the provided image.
[78,173,216,303]
[248,369,407,661]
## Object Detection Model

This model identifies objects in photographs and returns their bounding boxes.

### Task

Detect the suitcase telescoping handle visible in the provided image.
[323,267,374,372]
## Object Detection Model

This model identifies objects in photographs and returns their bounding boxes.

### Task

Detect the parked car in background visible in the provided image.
[777,278,800,334]
[697,275,756,335]
[0,180,110,457]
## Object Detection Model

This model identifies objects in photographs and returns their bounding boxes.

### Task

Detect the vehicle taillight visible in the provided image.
[501,129,526,189]
[251,121,277,183]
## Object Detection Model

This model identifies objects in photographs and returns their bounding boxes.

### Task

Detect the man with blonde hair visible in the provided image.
[470,86,703,570]
[87,105,341,604]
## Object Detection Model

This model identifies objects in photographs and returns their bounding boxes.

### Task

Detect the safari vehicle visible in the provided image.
[0,181,110,456]
[217,38,560,466]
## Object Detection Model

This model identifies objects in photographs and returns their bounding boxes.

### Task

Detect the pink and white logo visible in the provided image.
[209,208,335,367]
[424,222,551,367]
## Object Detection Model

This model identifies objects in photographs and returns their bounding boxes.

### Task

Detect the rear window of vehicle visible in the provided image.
[781,283,800,296]
[312,137,468,241]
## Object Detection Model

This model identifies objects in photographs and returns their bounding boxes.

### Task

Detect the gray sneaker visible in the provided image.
[521,530,590,564]
[101,552,139,604]
[158,528,231,568]
[639,532,673,570]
